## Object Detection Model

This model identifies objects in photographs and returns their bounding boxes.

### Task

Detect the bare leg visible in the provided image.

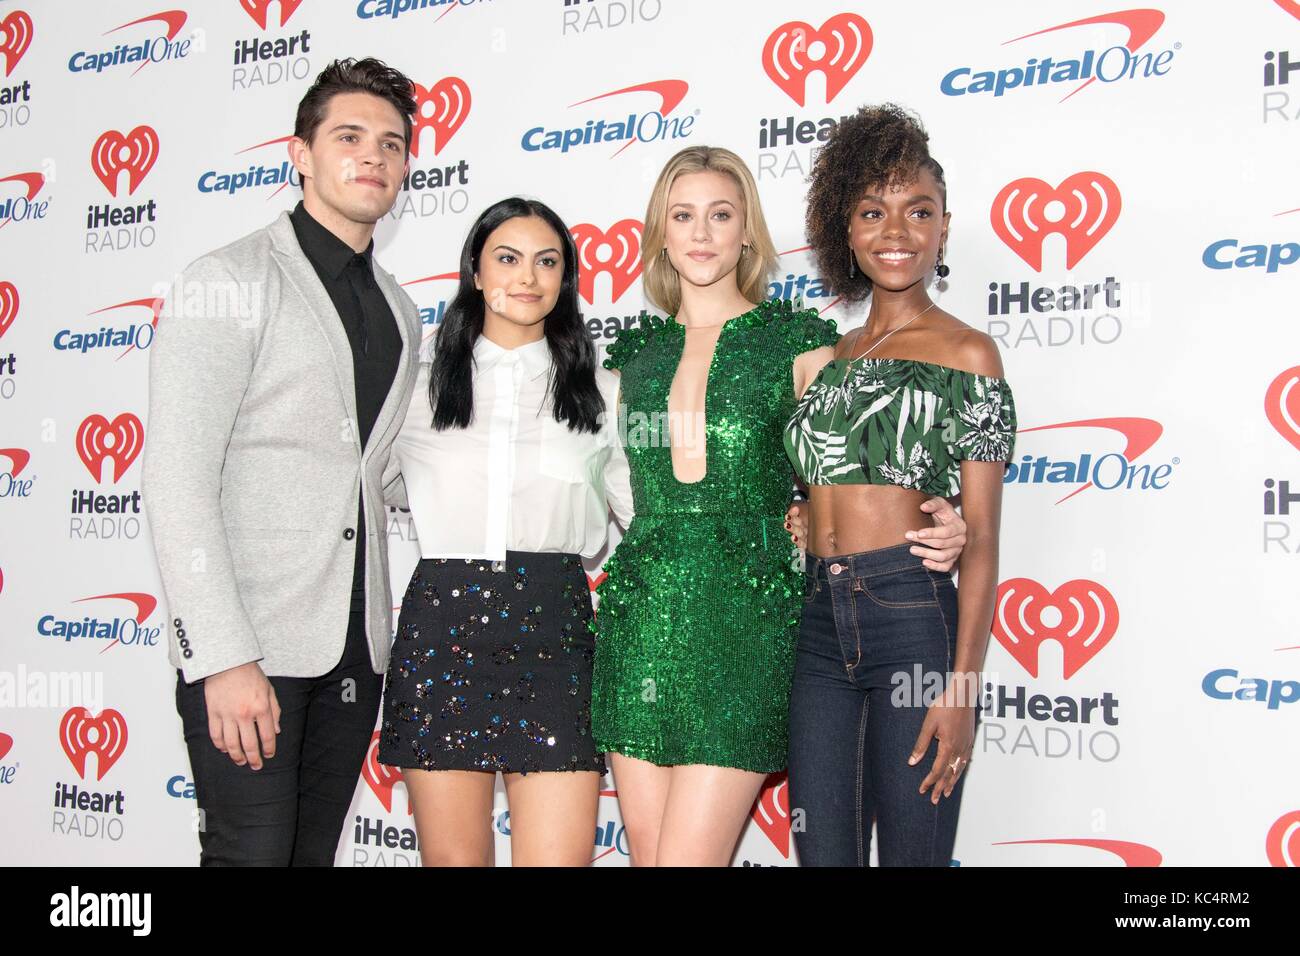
[607,751,672,867]
[502,770,600,866]
[655,764,766,867]
[402,768,495,867]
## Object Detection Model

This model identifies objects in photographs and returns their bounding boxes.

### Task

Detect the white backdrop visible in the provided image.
[1,0,1298,867]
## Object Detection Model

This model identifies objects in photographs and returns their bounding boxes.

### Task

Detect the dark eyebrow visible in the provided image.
[328,123,407,143]
[492,245,562,257]
[859,193,939,205]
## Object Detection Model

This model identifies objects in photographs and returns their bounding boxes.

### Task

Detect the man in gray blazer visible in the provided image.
[144,59,418,865]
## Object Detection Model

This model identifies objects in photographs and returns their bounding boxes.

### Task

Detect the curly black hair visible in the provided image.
[805,103,946,302]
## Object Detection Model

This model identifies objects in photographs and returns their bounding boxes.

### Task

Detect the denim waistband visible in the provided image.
[805,542,934,582]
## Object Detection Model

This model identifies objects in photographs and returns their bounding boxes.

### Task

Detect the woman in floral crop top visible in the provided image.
[783,104,1017,867]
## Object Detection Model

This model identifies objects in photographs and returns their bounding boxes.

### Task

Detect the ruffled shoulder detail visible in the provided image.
[602,314,667,371]
[742,297,839,352]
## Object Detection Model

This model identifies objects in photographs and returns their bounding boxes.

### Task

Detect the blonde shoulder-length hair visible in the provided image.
[641,145,778,315]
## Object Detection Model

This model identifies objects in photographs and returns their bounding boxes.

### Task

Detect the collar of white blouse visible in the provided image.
[470,333,551,382]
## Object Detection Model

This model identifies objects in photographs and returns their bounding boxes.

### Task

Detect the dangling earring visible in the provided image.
[660,247,667,260]
[936,245,950,279]
[848,246,857,277]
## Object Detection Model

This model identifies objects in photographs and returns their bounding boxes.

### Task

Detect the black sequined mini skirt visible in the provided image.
[378,552,605,775]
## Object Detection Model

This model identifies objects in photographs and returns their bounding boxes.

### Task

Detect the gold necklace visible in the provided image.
[849,301,937,362]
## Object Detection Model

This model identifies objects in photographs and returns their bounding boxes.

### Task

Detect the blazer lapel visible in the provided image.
[362,266,419,463]
[267,211,360,441]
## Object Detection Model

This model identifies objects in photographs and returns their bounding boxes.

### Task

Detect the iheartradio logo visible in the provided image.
[992,578,1119,679]
[1266,366,1300,453]
[410,77,470,158]
[362,731,411,814]
[90,126,159,197]
[1266,810,1300,866]
[750,771,791,857]
[762,14,872,106]
[571,219,642,304]
[240,0,304,29]
[0,9,32,76]
[0,280,17,339]
[991,172,1121,271]
[76,412,144,484]
[59,706,128,781]
[0,731,12,761]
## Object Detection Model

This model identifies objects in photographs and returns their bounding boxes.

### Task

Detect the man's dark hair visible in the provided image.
[294,57,417,151]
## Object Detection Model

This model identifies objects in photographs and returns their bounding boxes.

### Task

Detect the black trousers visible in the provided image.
[175,613,383,866]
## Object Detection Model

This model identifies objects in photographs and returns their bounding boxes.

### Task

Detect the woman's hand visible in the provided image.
[906,497,967,572]
[909,679,976,803]
[785,502,808,549]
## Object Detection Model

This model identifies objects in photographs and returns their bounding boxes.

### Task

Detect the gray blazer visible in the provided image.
[143,211,419,682]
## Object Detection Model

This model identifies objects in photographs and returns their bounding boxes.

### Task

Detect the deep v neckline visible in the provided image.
[664,305,762,485]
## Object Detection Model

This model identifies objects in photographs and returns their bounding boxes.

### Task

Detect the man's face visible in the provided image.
[290,91,408,225]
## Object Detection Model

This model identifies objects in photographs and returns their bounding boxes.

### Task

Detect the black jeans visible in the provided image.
[175,614,383,866]
[787,544,972,866]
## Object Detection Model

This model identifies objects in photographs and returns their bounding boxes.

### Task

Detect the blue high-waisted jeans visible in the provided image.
[787,543,973,867]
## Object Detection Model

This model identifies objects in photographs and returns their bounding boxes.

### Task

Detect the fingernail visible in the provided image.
[908,755,918,765]
[905,531,916,540]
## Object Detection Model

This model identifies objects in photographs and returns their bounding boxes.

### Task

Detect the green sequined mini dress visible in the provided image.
[591,299,839,772]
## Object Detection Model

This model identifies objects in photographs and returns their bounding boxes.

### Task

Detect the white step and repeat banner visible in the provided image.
[1,0,1297,867]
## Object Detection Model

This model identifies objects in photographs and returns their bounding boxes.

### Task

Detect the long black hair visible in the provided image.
[429,197,604,433]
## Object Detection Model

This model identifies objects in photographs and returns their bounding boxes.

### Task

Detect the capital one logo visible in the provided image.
[362,731,411,814]
[59,707,128,781]
[1266,366,1300,453]
[240,0,304,29]
[993,838,1161,866]
[571,220,642,304]
[0,280,17,339]
[1267,810,1300,867]
[1,447,31,476]
[76,413,143,484]
[992,173,1121,270]
[410,77,470,158]
[1,9,33,76]
[1274,1,1300,21]
[762,13,872,106]
[90,127,159,197]
[992,578,1119,679]
[750,771,791,857]
[0,170,46,231]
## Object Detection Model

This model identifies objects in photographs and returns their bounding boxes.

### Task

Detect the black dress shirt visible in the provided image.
[289,201,402,620]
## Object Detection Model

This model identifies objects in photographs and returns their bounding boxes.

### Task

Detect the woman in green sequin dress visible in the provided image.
[589,146,967,866]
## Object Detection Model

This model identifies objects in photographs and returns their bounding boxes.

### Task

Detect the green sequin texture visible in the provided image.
[591,299,839,771]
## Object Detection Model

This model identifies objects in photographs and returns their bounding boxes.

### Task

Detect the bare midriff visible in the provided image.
[806,483,931,558]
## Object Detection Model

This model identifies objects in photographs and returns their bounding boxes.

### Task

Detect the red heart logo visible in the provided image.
[0,280,17,338]
[991,579,1119,679]
[0,10,33,77]
[90,126,160,197]
[239,0,304,29]
[76,412,144,484]
[361,730,411,814]
[1266,366,1300,453]
[762,14,873,106]
[0,732,12,761]
[571,220,643,304]
[1267,810,1300,867]
[410,77,471,158]
[991,172,1122,271]
[59,707,128,781]
[749,771,791,857]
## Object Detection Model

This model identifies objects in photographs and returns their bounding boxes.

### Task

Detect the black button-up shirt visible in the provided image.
[289,201,402,619]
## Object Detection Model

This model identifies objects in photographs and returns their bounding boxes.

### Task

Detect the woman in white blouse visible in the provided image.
[377,197,633,866]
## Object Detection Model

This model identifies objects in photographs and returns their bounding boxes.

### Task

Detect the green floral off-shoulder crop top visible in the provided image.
[784,356,1017,497]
